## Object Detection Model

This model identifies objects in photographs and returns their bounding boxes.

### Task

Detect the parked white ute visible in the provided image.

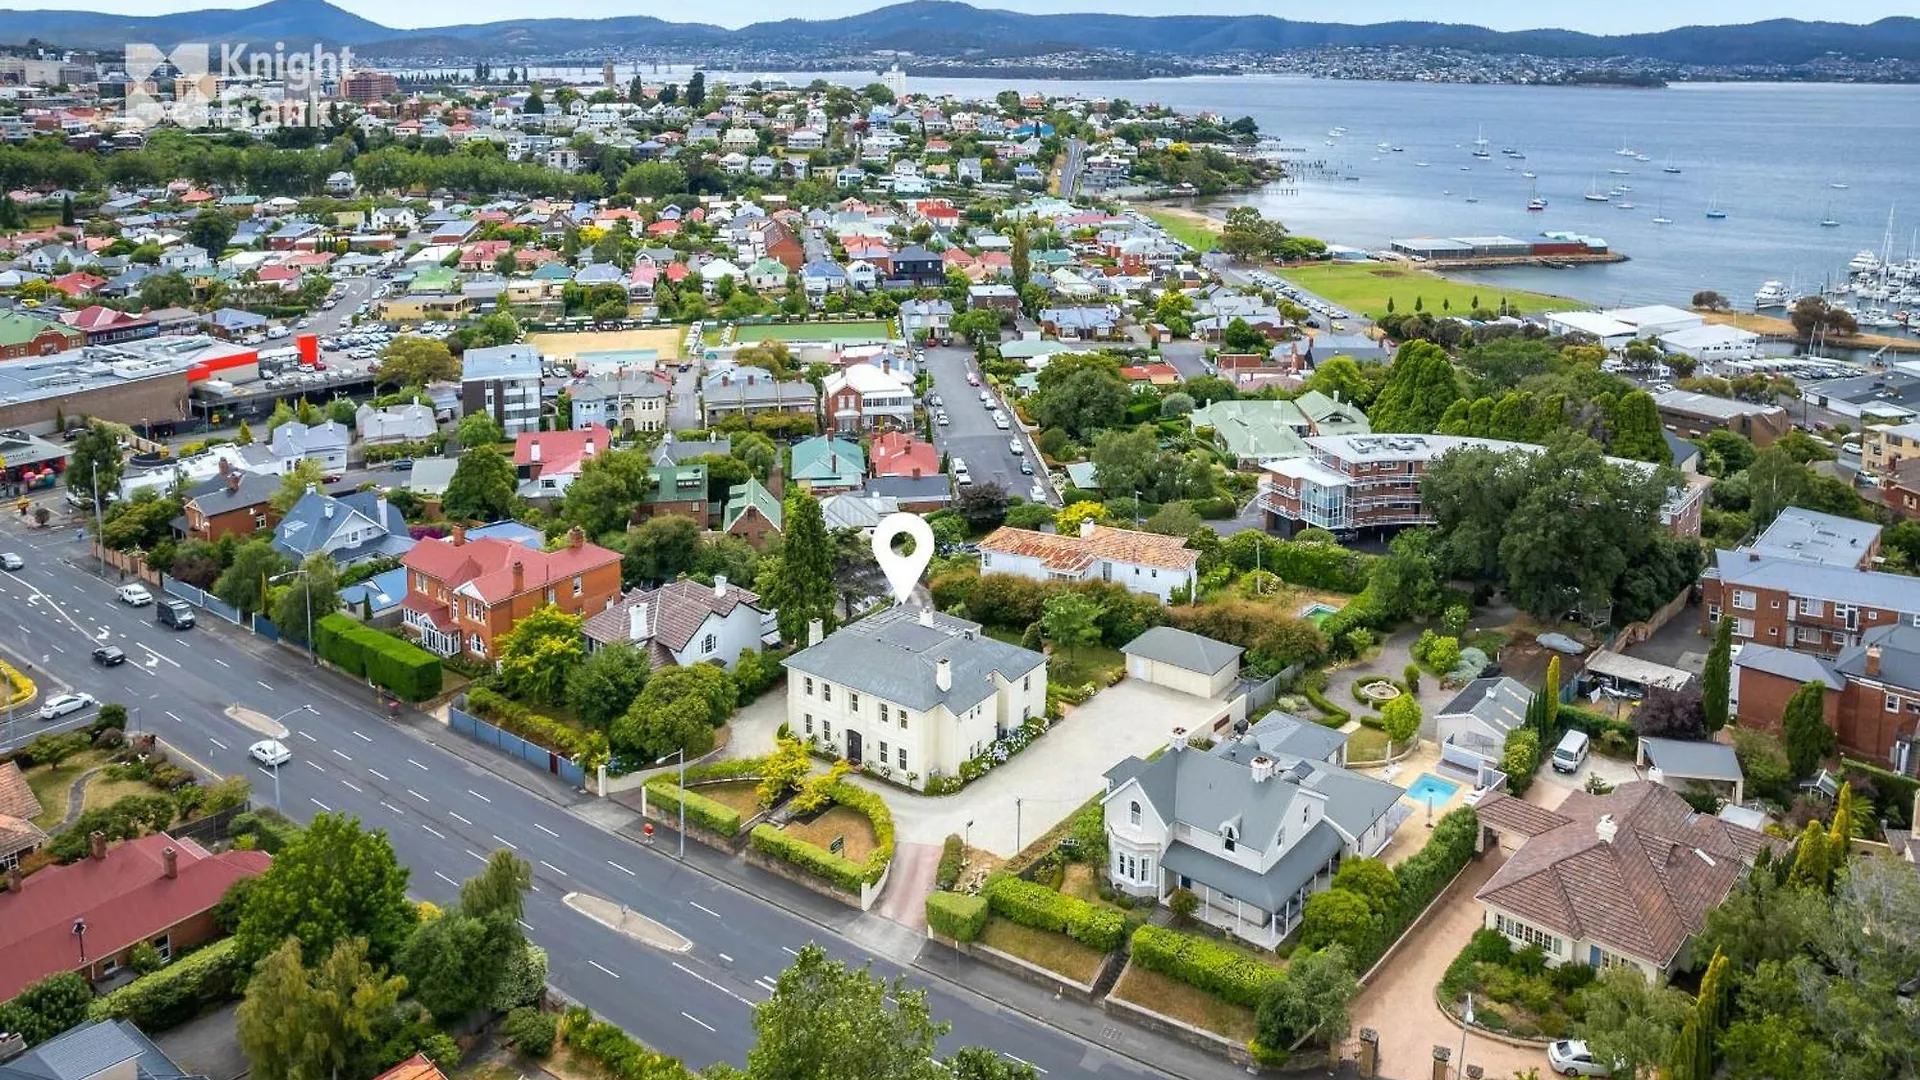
[116,583,153,606]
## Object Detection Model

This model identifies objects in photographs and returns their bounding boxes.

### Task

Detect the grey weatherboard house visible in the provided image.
[1101,711,1406,947]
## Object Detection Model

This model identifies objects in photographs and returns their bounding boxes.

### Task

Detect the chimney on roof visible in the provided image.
[1596,814,1618,844]
[919,606,935,628]
[529,439,541,463]
[1080,518,1097,539]
[376,492,389,525]
[89,830,106,860]
[451,523,467,546]
[584,437,596,458]
[323,498,335,519]
[631,600,650,641]
[162,846,177,879]
[568,525,585,549]
[935,657,952,692]
[511,559,524,592]
[808,618,824,646]
[227,470,241,493]
[714,574,728,599]
[1250,754,1275,783]
[218,457,231,476]
[1868,643,1883,677]
[1169,726,1189,752]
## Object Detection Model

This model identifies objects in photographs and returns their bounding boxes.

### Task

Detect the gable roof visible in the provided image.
[791,436,866,482]
[401,531,619,606]
[274,489,411,563]
[0,1019,194,1080]
[1438,677,1534,739]
[723,477,784,533]
[1474,781,1786,966]
[182,471,279,516]
[583,578,765,651]
[1120,626,1242,676]
[515,425,612,475]
[980,524,1197,574]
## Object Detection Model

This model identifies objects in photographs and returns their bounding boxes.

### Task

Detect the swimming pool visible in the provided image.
[1300,602,1338,626]
[1404,773,1461,806]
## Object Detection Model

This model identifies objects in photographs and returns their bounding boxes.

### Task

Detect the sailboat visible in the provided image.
[1706,193,1727,219]
[1820,201,1840,228]
[1464,188,1479,203]
[1471,124,1491,159]
[1661,156,1682,174]
[1584,175,1610,203]
[1527,179,1547,211]
[1651,199,1672,225]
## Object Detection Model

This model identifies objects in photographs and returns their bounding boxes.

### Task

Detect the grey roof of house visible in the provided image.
[1664,430,1700,470]
[1120,626,1243,677]
[463,343,541,382]
[651,436,731,466]
[1159,822,1344,912]
[1732,642,1843,689]
[1712,549,1920,615]
[1225,712,1350,764]
[1833,622,1920,692]
[1639,737,1743,783]
[865,475,951,502]
[781,606,1045,715]
[274,489,411,563]
[182,471,279,514]
[1652,389,1783,421]
[0,1020,192,1080]
[407,457,459,496]
[1438,677,1534,738]
[1744,507,1881,568]
[269,420,349,456]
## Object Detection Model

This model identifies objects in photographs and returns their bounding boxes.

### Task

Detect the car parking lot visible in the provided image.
[924,345,1052,505]
[1243,267,1353,326]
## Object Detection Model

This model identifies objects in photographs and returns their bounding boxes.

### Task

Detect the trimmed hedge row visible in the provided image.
[1129,924,1285,1008]
[925,891,989,943]
[749,824,872,893]
[1302,685,1350,726]
[466,686,595,760]
[821,779,894,886]
[684,755,772,783]
[935,834,965,890]
[642,776,744,836]
[1360,805,1480,970]
[89,938,244,1030]
[316,613,442,701]
[983,872,1126,952]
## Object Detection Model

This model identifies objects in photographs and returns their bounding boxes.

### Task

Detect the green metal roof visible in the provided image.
[723,476,784,532]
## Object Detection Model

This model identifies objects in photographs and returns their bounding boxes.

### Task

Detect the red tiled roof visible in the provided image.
[980,524,1199,574]
[403,533,620,606]
[870,432,939,479]
[61,305,148,331]
[0,832,269,1000]
[372,1053,447,1080]
[515,425,611,476]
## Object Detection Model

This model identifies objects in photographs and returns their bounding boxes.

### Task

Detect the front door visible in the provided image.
[846,729,863,764]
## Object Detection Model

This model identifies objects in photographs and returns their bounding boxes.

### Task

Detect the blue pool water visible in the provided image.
[1300,602,1338,626]
[1405,773,1461,806]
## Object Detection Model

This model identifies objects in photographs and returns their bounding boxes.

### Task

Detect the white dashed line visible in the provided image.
[297,731,315,741]
[672,961,754,1005]
[368,769,389,781]
[718,953,733,963]
[589,961,620,979]
[449,811,472,825]
[208,737,227,750]
[755,977,777,993]
[490,834,517,850]
[690,902,720,917]
[331,749,351,761]
[256,680,273,691]
[165,711,182,723]
[435,871,459,886]
[533,823,559,837]
[341,780,362,793]
[1002,1054,1046,1074]
[421,824,445,839]
[607,860,635,876]
[781,946,800,956]
[408,789,429,802]
[408,758,428,770]
[465,849,487,862]
[305,760,325,772]
[310,798,333,811]
[539,860,567,876]
[467,789,491,803]
[382,801,404,814]
[212,657,230,668]
[680,1013,714,1033]
[517,919,533,932]
[353,730,372,742]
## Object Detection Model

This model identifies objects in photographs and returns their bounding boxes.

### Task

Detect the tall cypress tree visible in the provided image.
[1701,616,1733,732]
[771,489,835,644]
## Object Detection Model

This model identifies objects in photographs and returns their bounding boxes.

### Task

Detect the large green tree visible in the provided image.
[1368,340,1460,433]
[272,554,341,646]
[214,538,293,615]
[495,606,586,706]
[442,446,517,522]
[563,447,652,536]
[622,514,703,585]
[1781,679,1836,778]
[232,813,418,968]
[1576,965,1692,1080]
[1254,945,1357,1053]
[66,422,124,502]
[1606,390,1672,464]
[237,937,407,1080]
[1702,616,1734,733]
[375,337,460,389]
[565,641,652,729]
[762,490,834,644]
[398,850,532,1019]
[1030,356,1130,440]
[1039,591,1102,663]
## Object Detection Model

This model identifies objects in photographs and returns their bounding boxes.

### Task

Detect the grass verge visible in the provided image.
[1280,261,1582,319]
[979,917,1107,983]
[24,749,110,831]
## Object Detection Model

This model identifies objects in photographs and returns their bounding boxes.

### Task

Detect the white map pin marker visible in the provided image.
[872,512,935,605]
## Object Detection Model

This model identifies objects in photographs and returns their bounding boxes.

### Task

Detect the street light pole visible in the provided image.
[264,704,317,808]
[657,749,686,858]
[268,569,315,661]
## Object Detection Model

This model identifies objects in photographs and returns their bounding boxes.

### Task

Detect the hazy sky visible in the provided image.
[18,0,1910,35]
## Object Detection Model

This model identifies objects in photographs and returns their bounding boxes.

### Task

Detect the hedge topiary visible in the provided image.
[642,776,743,836]
[982,872,1125,952]
[936,833,965,890]
[748,824,870,893]
[1129,924,1284,1007]
[925,891,989,943]
[316,613,442,701]
[89,938,244,1030]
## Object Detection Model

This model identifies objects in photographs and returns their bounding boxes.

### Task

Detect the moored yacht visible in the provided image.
[1754,281,1791,309]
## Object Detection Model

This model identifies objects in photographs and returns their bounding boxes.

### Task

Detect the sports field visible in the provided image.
[526,327,685,361]
[1279,262,1583,320]
[732,320,897,344]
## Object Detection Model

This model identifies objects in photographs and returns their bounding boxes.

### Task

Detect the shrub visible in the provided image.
[1302,685,1350,726]
[936,833,965,890]
[1168,887,1199,922]
[490,943,548,1012]
[129,940,165,975]
[225,809,302,853]
[748,824,870,893]
[1502,728,1541,795]
[642,776,743,836]
[17,729,91,767]
[562,1016,690,1080]
[1403,664,1421,693]
[315,613,442,700]
[982,872,1125,952]
[89,937,244,1029]
[925,891,990,943]
[1129,924,1284,1008]
[506,1006,557,1058]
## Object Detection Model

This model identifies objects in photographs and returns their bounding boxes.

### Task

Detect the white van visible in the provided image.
[1551,730,1590,774]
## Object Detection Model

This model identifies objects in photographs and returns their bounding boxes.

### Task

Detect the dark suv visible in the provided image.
[157,598,196,630]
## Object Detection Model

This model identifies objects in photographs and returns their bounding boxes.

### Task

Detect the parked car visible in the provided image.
[1008,438,1023,455]
[39,692,96,720]
[157,598,196,629]
[1020,459,1034,475]
[0,552,22,571]
[249,739,293,767]
[116,583,154,606]
[1546,1040,1613,1077]
[92,645,127,666]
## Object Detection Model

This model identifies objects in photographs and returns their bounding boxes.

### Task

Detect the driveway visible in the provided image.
[1347,849,1548,1080]
[851,680,1229,858]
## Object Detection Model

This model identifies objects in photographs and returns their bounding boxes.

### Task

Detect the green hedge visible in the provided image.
[1302,685,1350,726]
[983,872,1126,952]
[1364,805,1479,970]
[936,834,965,890]
[822,780,894,885]
[683,755,772,783]
[1129,924,1285,1008]
[316,613,442,701]
[642,777,744,836]
[749,824,871,893]
[89,938,244,1029]
[465,686,594,759]
[1559,703,1635,743]
[925,891,989,943]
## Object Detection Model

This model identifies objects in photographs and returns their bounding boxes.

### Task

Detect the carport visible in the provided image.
[1637,736,1744,804]
[1580,650,1695,697]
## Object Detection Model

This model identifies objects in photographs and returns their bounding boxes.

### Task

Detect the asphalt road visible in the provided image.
[924,346,1051,506]
[0,519,1196,1078]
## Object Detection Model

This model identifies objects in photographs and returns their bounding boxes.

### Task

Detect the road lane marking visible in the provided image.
[382,801,404,814]
[517,919,533,932]
[671,961,754,1005]
[352,730,371,742]
[297,731,315,741]
[408,758,428,770]
[690,901,720,917]
[467,789,491,803]
[449,811,472,825]
[408,789,428,802]
[208,737,227,750]
[368,769,389,780]
[165,711,182,723]
[138,643,179,667]
[341,780,362,793]
[421,824,445,838]
[256,681,273,691]
[607,860,635,876]
[331,749,351,761]
[310,797,333,811]
[781,946,800,956]
[1001,1054,1046,1074]
[589,961,620,979]
[306,760,325,772]
[491,833,517,850]
[718,953,733,963]
[680,1013,714,1033]
[539,860,567,876]
[755,977,777,993]
[533,822,559,837]
[435,871,459,886]
[465,849,486,862]
[213,657,230,668]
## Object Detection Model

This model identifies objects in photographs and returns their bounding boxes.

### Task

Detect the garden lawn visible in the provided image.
[786,806,879,863]
[1347,725,1390,762]
[688,780,765,819]
[1280,262,1582,320]
[1112,962,1258,1042]
[734,320,897,344]
[979,917,1108,984]
[1049,644,1124,688]
[24,749,110,830]
[81,773,162,814]
[1142,208,1221,252]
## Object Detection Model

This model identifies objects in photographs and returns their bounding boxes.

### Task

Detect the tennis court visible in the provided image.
[730,319,898,344]
[526,327,685,361]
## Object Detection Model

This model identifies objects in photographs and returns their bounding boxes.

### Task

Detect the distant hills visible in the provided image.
[5,0,1919,67]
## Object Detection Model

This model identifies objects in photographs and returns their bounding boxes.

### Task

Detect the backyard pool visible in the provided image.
[1300,602,1338,625]
[1404,773,1461,807]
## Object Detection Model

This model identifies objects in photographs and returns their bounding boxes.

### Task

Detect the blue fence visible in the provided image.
[252,615,280,642]
[449,704,587,788]
[161,576,243,624]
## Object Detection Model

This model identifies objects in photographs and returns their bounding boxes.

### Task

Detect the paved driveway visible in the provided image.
[1347,849,1549,1080]
[852,680,1230,858]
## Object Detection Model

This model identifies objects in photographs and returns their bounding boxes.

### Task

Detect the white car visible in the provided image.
[0,552,22,571]
[249,739,293,768]
[1546,1040,1613,1078]
[116,583,154,606]
[39,692,96,721]
[1008,439,1023,455]
[936,411,950,426]
[1030,483,1048,503]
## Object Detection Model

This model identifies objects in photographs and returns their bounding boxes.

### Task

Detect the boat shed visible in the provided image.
[1389,237,1474,259]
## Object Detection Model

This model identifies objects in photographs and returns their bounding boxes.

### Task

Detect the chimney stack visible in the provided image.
[584,437,596,458]
[323,498,335,520]
[1250,754,1275,783]
[162,846,177,879]
[529,439,541,463]
[630,600,650,641]
[451,523,467,546]
[376,492,389,525]
[1596,814,1617,844]
[935,657,952,692]
[714,574,728,599]
[808,618,824,647]
[227,470,241,493]
[568,525,585,549]
[89,831,107,860]
[511,560,525,592]
[1080,518,1098,539]
[919,606,935,628]
[1868,643,1883,677]
[1169,726,1189,752]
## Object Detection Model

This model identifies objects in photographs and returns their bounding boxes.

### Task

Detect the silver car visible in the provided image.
[1546,1040,1613,1077]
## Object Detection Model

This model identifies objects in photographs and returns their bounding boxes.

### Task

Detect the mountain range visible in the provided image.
[4,0,1918,66]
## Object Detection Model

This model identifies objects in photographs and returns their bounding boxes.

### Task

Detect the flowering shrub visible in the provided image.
[956,716,1047,783]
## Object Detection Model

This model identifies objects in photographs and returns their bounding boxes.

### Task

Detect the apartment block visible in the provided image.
[461,344,543,436]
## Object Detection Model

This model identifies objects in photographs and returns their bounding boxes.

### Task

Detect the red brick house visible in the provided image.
[400,525,622,660]
[0,312,81,358]
[870,432,939,479]
[0,832,270,1001]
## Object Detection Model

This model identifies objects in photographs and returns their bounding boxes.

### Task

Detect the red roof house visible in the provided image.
[870,431,940,480]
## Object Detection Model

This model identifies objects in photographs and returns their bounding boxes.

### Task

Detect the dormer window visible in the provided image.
[1129,801,1141,827]
[1222,825,1237,852]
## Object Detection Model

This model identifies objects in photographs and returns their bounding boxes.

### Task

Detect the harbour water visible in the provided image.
[750,71,1920,311]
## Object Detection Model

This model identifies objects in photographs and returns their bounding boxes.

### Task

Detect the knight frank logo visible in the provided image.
[124,41,353,128]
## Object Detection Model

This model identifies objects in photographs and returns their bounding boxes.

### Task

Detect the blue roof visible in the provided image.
[0,1020,189,1080]
[468,521,544,549]
[463,344,540,381]
[338,567,408,615]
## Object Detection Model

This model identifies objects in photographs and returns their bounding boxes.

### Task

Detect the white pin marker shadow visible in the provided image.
[872,512,935,605]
